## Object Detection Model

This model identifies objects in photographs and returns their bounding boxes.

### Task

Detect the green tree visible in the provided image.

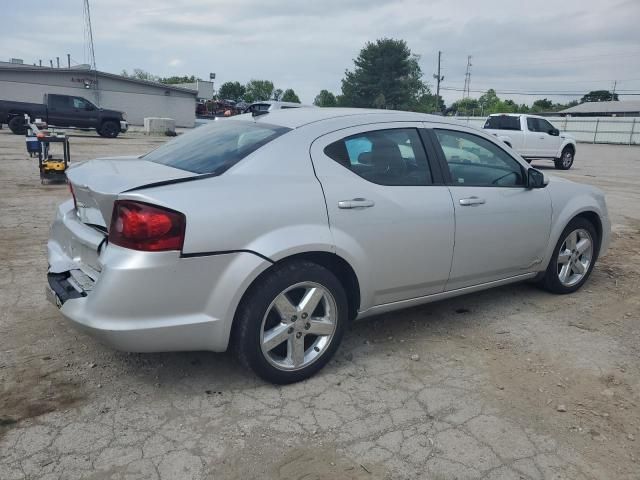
[218,81,246,101]
[449,98,480,116]
[121,68,159,82]
[478,89,500,112]
[244,80,275,102]
[581,90,618,103]
[531,98,553,112]
[272,88,284,101]
[339,38,427,110]
[412,92,445,114]
[159,75,197,85]
[281,89,300,103]
[314,90,337,107]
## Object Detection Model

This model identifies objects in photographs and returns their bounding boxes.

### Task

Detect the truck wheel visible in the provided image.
[98,121,119,138]
[554,147,574,170]
[8,116,26,135]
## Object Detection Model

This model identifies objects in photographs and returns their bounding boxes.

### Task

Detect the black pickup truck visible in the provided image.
[0,94,128,138]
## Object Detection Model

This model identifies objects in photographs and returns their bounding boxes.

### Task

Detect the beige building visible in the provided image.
[0,65,197,127]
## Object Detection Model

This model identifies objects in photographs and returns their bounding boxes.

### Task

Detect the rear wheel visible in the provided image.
[540,217,598,294]
[554,146,574,170]
[234,261,348,384]
[8,116,26,135]
[98,120,120,138]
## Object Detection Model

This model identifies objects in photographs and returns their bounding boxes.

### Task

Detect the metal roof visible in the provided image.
[0,65,198,95]
[559,101,640,114]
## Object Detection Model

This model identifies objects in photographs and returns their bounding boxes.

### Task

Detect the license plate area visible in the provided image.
[47,272,88,307]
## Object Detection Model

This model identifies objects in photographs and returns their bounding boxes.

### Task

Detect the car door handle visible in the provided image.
[338,198,375,209]
[459,197,486,206]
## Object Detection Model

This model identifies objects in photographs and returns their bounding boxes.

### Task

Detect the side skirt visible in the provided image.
[356,272,538,320]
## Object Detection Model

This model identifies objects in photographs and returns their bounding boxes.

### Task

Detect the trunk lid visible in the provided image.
[66,156,196,228]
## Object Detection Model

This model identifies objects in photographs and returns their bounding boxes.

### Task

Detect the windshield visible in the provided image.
[144,120,290,174]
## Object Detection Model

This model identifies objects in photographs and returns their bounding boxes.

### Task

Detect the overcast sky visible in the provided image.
[3,0,640,106]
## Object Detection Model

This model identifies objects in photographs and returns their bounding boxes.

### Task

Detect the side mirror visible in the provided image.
[548,128,559,136]
[527,168,547,189]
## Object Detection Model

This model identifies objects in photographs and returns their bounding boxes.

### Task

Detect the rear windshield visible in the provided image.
[144,120,290,174]
[483,115,521,131]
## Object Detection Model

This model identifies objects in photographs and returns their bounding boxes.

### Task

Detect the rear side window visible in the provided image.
[323,128,432,186]
[48,95,69,109]
[144,120,290,174]
[483,116,521,131]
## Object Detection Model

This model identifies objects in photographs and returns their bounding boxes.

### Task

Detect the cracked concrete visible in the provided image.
[1,130,639,479]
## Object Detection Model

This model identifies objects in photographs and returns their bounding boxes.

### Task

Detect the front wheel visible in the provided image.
[98,120,120,138]
[540,218,599,294]
[233,261,348,384]
[554,147,574,170]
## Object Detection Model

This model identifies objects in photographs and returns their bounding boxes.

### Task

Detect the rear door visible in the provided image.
[429,126,552,290]
[310,123,455,308]
[46,94,71,126]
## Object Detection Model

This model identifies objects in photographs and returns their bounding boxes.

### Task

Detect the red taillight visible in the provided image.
[109,200,185,252]
[69,183,77,210]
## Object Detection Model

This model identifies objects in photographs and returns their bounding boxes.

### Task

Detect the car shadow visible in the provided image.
[99,281,545,390]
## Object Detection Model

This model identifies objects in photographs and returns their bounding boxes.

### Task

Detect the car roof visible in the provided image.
[230,107,462,129]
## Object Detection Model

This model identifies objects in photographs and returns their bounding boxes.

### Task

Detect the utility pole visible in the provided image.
[463,55,472,99]
[49,60,53,68]
[56,57,60,68]
[67,54,71,69]
[433,51,444,114]
[612,80,617,101]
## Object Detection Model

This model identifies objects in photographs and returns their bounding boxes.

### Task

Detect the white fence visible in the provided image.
[453,116,640,145]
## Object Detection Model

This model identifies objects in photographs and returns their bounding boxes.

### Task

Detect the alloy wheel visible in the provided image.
[260,282,338,371]
[562,150,573,168]
[557,228,593,287]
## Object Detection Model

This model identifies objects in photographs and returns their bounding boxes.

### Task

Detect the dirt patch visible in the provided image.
[0,365,84,437]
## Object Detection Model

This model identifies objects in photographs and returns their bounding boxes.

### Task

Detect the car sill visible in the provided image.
[356,272,538,320]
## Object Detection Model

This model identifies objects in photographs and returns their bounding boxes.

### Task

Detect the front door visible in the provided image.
[311,123,455,308]
[430,127,552,290]
[526,117,562,157]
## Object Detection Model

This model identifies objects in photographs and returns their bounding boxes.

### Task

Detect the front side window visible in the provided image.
[144,120,290,174]
[434,129,524,187]
[527,117,541,132]
[324,128,432,186]
[537,118,555,133]
[72,97,89,109]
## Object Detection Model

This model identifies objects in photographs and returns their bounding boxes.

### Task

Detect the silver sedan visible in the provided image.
[47,109,610,383]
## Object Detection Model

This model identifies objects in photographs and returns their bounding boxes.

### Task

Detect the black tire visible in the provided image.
[540,217,599,294]
[554,146,574,170]
[98,120,120,138]
[8,116,26,135]
[233,260,348,384]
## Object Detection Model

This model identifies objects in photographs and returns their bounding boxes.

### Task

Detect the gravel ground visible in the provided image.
[1,129,639,480]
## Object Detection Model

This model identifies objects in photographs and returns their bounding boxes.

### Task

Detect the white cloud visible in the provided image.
[168,58,182,68]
